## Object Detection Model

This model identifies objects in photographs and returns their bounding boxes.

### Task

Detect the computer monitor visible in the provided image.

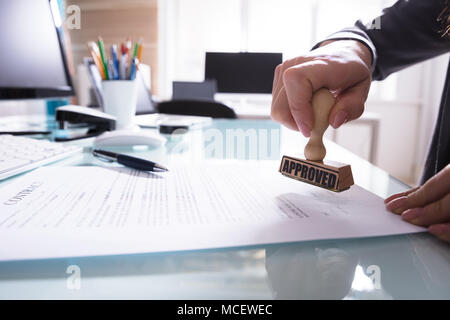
[0,0,73,100]
[204,52,282,94]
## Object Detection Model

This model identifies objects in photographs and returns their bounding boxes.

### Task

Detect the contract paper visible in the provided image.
[0,163,425,261]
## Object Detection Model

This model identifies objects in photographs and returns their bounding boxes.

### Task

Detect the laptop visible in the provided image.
[172,80,217,100]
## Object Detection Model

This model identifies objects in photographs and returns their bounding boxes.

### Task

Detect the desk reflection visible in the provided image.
[265,234,450,299]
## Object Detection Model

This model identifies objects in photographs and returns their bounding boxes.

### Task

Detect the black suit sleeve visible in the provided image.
[313,0,450,80]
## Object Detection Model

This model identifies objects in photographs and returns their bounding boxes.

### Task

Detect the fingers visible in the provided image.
[272,64,280,97]
[282,58,371,136]
[385,165,450,244]
[429,223,450,242]
[271,58,305,132]
[282,60,332,136]
[271,87,298,131]
[405,164,450,209]
[328,77,370,129]
[384,187,420,205]
[386,164,450,214]
[400,193,450,226]
[273,57,303,104]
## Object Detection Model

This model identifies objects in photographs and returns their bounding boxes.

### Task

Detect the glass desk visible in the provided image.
[0,117,449,299]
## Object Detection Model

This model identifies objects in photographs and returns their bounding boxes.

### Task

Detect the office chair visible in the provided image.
[157,99,237,119]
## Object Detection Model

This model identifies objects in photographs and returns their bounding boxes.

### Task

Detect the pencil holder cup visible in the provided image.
[101,80,138,130]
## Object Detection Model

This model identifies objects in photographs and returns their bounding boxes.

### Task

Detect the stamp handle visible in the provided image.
[304,89,336,161]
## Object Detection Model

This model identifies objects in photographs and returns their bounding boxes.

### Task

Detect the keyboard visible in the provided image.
[0,135,82,181]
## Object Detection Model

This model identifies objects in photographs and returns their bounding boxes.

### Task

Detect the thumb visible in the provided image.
[329,78,370,129]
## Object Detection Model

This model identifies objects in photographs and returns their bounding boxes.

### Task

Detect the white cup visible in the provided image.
[101,80,138,130]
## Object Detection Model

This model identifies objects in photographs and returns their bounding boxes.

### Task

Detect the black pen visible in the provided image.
[0,131,51,136]
[92,149,168,172]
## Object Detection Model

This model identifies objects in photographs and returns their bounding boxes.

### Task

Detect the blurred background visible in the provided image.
[1,0,448,186]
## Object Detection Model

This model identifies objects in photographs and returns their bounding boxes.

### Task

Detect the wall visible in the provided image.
[66,0,159,94]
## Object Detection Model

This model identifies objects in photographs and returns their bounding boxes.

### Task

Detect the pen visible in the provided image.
[132,42,139,59]
[137,43,143,62]
[110,44,120,79]
[119,53,128,80]
[0,131,51,136]
[120,42,127,56]
[97,37,109,80]
[125,38,132,56]
[88,41,106,80]
[107,59,118,80]
[129,57,138,80]
[92,149,168,172]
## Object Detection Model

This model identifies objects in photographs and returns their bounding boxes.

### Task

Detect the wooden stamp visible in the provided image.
[279,88,354,192]
[279,156,354,192]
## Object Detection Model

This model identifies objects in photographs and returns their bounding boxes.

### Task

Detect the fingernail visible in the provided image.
[331,111,348,129]
[298,121,311,137]
[386,196,407,214]
[401,208,424,221]
[429,224,448,235]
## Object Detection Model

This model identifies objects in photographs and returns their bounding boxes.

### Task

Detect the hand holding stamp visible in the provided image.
[279,88,354,192]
